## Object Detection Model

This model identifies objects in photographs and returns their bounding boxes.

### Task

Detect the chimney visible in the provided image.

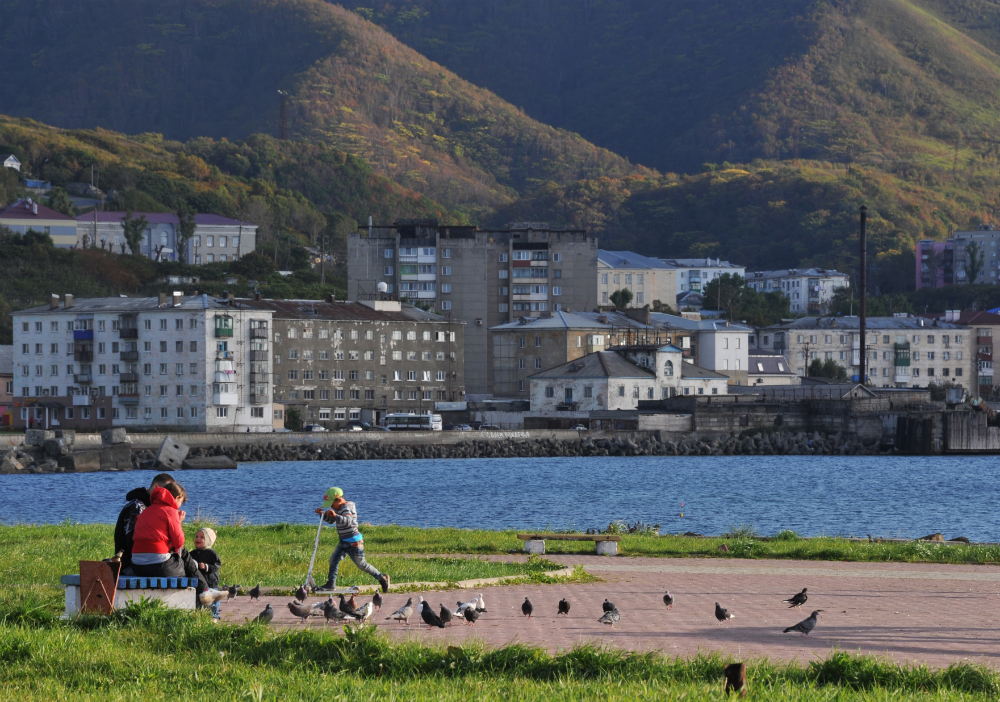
[158,292,167,307]
[326,294,336,303]
[50,294,59,309]
[254,292,264,301]
[32,202,38,215]
[172,291,182,307]
[64,294,74,309]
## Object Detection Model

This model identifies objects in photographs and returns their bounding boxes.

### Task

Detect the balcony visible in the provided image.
[213,392,239,406]
[72,394,93,406]
[978,336,993,346]
[119,372,139,383]
[73,329,93,341]
[120,351,139,362]
[250,393,269,405]
[249,350,268,361]
[117,394,140,404]
[217,351,234,360]
[250,327,268,339]
[894,373,910,384]
[119,328,138,339]
[74,374,93,384]
[249,372,270,384]
[74,352,93,363]
[215,327,234,338]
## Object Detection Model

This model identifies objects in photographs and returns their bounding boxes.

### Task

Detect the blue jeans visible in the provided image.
[210,601,220,618]
[328,540,382,586]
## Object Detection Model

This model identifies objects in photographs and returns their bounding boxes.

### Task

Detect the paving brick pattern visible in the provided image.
[219,556,1000,668]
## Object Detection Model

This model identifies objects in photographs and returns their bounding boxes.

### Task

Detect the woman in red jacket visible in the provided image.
[130,482,190,578]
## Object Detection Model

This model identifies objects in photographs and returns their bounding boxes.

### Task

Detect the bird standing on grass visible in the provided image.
[715,602,734,624]
[386,597,414,625]
[521,597,533,619]
[598,608,620,627]
[782,588,808,609]
[784,610,823,636]
[439,604,454,626]
[254,603,273,624]
[249,584,261,602]
[288,601,314,623]
[558,598,570,616]
[603,599,616,613]
[419,597,445,628]
[663,591,674,609]
[295,585,308,603]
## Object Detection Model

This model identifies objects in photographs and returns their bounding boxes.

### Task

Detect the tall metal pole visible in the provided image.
[278,90,288,140]
[859,205,868,385]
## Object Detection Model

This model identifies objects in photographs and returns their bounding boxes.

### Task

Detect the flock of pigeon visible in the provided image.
[201,583,824,637]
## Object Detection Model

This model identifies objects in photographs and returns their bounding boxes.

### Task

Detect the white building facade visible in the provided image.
[660,258,746,295]
[746,268,849,314]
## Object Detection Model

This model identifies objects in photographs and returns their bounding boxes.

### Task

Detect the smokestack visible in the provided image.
[64,294,74,309]
[859,205,867,385]
[158,292,167,307]
[172,291,182,307]
[50,294,59,309]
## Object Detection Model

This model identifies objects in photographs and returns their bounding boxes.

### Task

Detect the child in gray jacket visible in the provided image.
[314,487,390,593]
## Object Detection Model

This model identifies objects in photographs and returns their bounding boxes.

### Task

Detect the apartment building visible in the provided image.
[597,250,676,308]
[746,268,849,314]
[0,198,77,247]
[0,345,12,426]
[919,310,1000,396]
[76,212,257,263]
[348,219,598,394]
[916,224,1000,289]
[244,298,464,427]
[11,293,274,432]
[647,312,751,386]
[752,316,974,389]
[660,257,745,295]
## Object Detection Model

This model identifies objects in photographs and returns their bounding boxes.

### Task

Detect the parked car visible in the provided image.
[347,421,371,431]
[301,424,329,432]
[345,425,363,432]
[469,421,484,430]
[443,423,455,431]
[454,424,472,431]
[572,425,588,431]
[479,424,501,430]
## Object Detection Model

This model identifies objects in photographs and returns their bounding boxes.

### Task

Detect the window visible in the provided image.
[442,248,451,258]
[217,407,228,418]
[442,266,451,276]
[159,341,167,352]
[553,253,561,262]
[601,274,608,284]
[499,270,508,279]
[499,253,508,262]
[618,385,625,397]
[499,303,509,312]
[534,358,542,369]
[544,386,554,398]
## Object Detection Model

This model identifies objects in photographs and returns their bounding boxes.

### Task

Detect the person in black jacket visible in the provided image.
[112,473,177,574]
[189,527,222,618]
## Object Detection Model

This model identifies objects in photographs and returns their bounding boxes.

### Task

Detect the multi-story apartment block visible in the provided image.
[752,316,974,389]
[348,219,598,394]
[916,239,955,290]
[1,198,77,247]
[660,257,745,295]
[244,298,464,427]
[0,345,13,426]
[917,224,1000,289]
[11,293,273,432]
[76,212,257,263]
[597,250,677,308]
[746,268,849,314]
[919,310,1000,396]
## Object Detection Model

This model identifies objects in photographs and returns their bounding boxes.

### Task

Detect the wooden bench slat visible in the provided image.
[516,534,622,542]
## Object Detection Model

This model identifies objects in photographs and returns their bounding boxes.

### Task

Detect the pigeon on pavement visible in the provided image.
[598,608,620,627]
[558,598,570,616]
[455,595,480,616]
[782,588,808,609]
[521,597,533,619]
[227,584,241,602]
[784,610,823,636]
[354,601,374,624]
[323,599,355,625]
[439,604,454,626]
[372,591,383,611]
[475,594,487,612]
[463,607,480,626]
[295,585,308,603]
[386,597,414,625]
[199,588,225,607]
[663,591,674,609]
[339,594,357,616]
[603,599,616,613]
[419,597,445,628]
[249,584,261,602]
[288,601,315,623]
[715,602,735,624]
[254,603,273,624]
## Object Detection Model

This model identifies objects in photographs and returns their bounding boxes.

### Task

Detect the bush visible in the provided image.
[231,251,276,279]
[285,407,303,432]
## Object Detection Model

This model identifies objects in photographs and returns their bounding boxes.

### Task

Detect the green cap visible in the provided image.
[321,487,344,508]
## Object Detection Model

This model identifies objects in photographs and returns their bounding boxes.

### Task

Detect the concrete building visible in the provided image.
[75,212,257,263]
[0,345,13,426]
[348,219,598,394]
[918,310,1000,396]
[597,250,676,308]
[243,298,465,428]
[647,312,751,386]
[746,268,849,314]
[747,348,800,386]
[0,199,77,247]
[917,225,1000,289]
[11,293,274,432]
[753,316,974,389]
[660,257,745,295]
[3,154,20,171]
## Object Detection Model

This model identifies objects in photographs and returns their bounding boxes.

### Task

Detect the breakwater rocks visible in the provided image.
[128,430,885,465]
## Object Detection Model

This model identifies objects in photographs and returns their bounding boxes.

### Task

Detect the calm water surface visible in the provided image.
[1,456,998,540]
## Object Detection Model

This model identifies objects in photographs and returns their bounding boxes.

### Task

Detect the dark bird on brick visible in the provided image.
[322,598,351,625]
[227,584,241,602]
[288,600,314,623]
[663,591,674,609]
[339,593,357,616]
[603,599,615,613]
[784,610,823,636]
[598,608,620,627]
[372,591,383,611]
[249,584,261,602]
[715,602,735,624]
[295,585,308,603]
[253,603,273,624]
[558,598,570,616]
[419,597,445,628]
[521,597,533,618]
[463,607,480,625]
[439,603,454,626]
[782,588,808,609]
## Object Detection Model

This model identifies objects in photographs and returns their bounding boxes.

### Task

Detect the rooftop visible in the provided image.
[748,268,848,279]
[747,351,795,376]
[759,316,968,331]
[14,294,250,315]
[598,250,675,270]
[530,350,655,381]
[240,299,454,324]
[661,258,744,269]
[648,312,753,332]
[75,212,256,227]
[0,199,74,221]
[920,310,1000,326]
[490,310,621,331]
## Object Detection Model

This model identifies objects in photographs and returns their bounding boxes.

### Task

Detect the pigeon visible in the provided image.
[784,610,823,636]
[295,585,308,603]
[603,599,616,613]
[339,594,357,616]
[663,591,674,609]
[439,603,454,626]
[419,597,445,628]
[463,607,480,626]
[558,598,570,616]
[782,588,808,609]
[322,599,355,625]
[385,597,414,625]
[598,608,620,627]
[288,600,315,623]
[254,603,273,624]
[715,602,735,624]
[199,588,225,607]
[475,594,487,612]
[311,597,330,612]
[521,597,533,619]
[455,595,480,616]
[227,584,240,602]
[249,584,261,602]
[354,601,374,624]
[372,591,383,611]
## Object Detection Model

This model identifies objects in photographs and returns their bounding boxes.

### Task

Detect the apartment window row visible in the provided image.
[277,329,455,343]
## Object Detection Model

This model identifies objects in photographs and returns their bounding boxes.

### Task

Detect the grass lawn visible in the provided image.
[1,593,999,701]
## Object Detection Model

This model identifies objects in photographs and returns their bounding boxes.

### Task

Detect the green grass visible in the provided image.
[1,593,999,701]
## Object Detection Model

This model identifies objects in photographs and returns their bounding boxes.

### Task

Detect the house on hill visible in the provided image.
[3,154,20,171]
[0,198,77,247]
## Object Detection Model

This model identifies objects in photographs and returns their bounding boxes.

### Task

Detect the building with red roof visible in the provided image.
[0,198,78,247]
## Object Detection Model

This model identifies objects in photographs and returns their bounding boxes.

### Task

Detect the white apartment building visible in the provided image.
[746,268,849,314]
[660,258,746,295]
[597,250,677,308]
[12,293,273,432]
[752,316,974,388]
[648,312,751,386]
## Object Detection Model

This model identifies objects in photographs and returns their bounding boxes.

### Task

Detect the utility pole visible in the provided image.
[859,205,868,385]
[320,234,326,286]
[278,90,288,140]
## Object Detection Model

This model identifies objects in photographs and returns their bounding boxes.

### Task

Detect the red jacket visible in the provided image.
[132,486,184,554]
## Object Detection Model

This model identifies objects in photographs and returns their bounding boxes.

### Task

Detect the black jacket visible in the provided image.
[114,487,151,568]
[188,548,222,589]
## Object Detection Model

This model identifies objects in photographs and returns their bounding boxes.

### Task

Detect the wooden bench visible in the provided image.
[516,533,622,556]
[61,571,199,618]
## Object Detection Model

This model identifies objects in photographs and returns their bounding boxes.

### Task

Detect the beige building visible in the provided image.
[919,310,1000,396]
[597,250,677,309]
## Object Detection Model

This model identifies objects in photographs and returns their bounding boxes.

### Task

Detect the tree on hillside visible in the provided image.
[175,204,196,262]
[703,273,789,326]
[967,241,985,284]
[609,288,633,309]
[702,273,744,314]
[121,209,148,257]
[44,188,74,216]
[807,358,847,380]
